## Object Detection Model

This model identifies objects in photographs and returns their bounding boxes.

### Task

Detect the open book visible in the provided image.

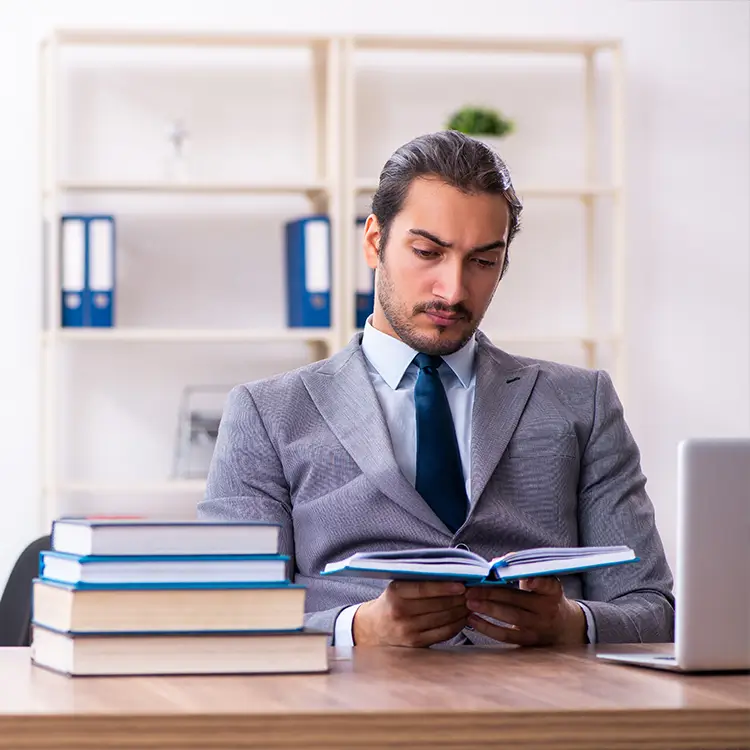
[321,545,637,583]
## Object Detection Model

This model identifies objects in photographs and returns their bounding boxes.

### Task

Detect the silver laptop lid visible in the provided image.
[675,438,750,671]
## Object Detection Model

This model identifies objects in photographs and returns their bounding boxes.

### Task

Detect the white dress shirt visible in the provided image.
[333,319,596,646]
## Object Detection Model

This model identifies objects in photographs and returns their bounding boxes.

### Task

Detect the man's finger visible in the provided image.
[468,613,540,647]
[466,582,560,614]
[398,594,468,616]
[412,614,470,648]
[519,576,560,595]
[465,599,538,631]
[410,603,469,632]
[392,580,465,599]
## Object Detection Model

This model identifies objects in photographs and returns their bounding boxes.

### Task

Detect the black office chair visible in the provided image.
[0,535,51,647]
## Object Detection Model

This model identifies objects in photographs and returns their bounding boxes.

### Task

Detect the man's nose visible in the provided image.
[433,261,468,306]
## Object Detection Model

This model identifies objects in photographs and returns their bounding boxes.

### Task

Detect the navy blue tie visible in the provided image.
[413,353,468,533]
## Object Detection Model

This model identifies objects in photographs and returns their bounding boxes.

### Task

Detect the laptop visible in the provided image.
[597,437,750,673]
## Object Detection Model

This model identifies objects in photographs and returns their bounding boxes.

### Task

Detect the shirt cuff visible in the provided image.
[576,600,597,644]
[333,603,362,647]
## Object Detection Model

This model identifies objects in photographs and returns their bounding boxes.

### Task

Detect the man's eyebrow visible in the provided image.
[409,228,452,248]
[408,228,506,253]
[471,239,506,253]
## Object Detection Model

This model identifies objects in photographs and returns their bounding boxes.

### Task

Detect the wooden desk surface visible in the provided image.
[1,644,748,749]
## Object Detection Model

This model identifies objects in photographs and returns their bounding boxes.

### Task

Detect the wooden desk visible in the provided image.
[0,645,748,749]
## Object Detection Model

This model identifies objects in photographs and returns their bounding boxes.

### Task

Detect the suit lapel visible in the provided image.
[469,335,540,506]
[301,338,448,534]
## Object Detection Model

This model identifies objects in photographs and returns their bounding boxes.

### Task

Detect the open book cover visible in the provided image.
[321,545,638,583]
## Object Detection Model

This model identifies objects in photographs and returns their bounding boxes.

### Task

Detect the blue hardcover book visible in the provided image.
[86,215,115,327]
[321,545,638,583]
[285,215,331,327]
[60,215,87,327]
[354,216,374,328]
[39,551,291,587]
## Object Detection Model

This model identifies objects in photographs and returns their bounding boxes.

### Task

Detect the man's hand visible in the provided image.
[465,576,587,646]
[353,580,469,647]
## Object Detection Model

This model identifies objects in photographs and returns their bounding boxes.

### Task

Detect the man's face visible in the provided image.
[363,176,510,356]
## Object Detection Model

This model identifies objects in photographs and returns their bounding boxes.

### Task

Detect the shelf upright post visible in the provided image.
[583,48,598,372]
[611,41,627,401]
[311,39,329,217]
[328,36,353,353]
[339,36,359,350]
[309,37,333,361]
[39,33,62,532]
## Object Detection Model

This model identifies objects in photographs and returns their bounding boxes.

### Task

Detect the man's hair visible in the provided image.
[371,130,523,276]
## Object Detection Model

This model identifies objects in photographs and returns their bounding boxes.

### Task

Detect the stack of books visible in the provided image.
[30,518,329,677]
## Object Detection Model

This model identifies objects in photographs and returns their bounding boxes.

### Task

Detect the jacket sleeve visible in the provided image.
[575,370,675,643]
[198,384,343,638]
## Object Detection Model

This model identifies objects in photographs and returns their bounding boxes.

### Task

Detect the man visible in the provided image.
[199,130,674,648]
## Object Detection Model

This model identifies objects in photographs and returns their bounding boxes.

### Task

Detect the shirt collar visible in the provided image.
[361,317,476,390]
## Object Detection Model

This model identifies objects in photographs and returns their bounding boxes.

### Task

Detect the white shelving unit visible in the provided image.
[38,29,625,531]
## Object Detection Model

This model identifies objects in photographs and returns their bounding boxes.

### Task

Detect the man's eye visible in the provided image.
[473,258,497,268]
[412,248,438,259]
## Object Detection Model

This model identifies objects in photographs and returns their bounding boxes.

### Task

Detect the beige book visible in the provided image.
[31,625,329,677]
[32,579,306,633]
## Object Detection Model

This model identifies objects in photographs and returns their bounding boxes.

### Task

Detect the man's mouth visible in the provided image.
[424,311,464,326]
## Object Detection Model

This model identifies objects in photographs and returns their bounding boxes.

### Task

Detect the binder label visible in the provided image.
[62,220,85,291]
[304,220,329,293]
[88,219,114,291]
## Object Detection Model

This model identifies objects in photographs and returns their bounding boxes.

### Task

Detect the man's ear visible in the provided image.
[363,214,381,270]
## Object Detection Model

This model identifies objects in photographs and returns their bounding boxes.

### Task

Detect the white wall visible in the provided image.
[621,0,750,570]
[0,0,748,586]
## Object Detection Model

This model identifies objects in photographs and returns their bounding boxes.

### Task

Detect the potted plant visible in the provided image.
[445,105,515,150]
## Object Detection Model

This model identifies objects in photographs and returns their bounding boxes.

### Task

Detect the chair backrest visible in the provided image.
[0,535,51,647]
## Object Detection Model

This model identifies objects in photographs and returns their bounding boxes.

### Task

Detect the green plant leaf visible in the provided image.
[445,105,514,137]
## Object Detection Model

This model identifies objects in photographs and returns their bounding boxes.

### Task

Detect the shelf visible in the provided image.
[58,180,617,201]
[515,185,619,199]
[53,179,329,197]
[355,179,618,199]
[49,30,618,55]
[50,480,206,495]
[481,334,620,346]
[44,328,334,344]
[52,29,330,49]
[44,329,618,347]
[353,35,619,55]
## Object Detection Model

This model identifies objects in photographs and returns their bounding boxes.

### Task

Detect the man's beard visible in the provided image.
[377,263,479,356]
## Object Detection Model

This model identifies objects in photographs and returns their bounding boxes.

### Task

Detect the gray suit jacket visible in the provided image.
[199,332,675,644]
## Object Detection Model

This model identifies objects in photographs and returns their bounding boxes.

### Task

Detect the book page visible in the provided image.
[352,547,488,564]
[492,546,632,566]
